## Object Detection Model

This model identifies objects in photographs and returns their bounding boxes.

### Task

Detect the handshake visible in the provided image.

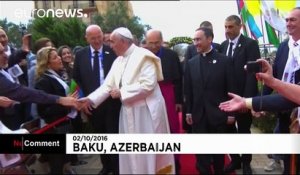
[59,88,121,115]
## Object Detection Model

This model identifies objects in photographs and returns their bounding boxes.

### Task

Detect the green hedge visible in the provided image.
[252,112,277,133]
[252,77,277,133]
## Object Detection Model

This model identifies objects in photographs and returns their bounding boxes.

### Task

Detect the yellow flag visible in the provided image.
[245,0,261,16]
[275,0,296,13]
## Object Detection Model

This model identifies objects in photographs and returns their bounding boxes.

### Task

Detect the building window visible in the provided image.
[89,0,95,7]
[73,0,78,8]
[43,1,50,9]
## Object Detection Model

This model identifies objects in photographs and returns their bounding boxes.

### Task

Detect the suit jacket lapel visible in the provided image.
[85,47,94,77]
[233,35,244,58]
[102,46,109,76]
[223,41,229,55]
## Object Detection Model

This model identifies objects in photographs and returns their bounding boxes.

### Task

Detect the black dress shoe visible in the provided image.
[64,168,77,175]
[98,168,117,175]
[224,162,242,173]
[243,164,253,175]
[98,168,108,175]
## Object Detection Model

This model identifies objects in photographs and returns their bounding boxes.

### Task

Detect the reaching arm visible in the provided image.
[256,59,300,105]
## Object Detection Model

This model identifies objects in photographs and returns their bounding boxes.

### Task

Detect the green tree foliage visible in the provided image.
[30,17,87,49]
[169,36,193,48]
[92,1,146,41]
[0,18,23,48]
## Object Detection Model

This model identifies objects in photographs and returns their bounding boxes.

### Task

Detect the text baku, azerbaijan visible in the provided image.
[73,142,181,153]
[110,142,181,152]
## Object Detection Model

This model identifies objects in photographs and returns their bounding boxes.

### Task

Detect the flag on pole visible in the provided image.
[236,0,249,37]
[261,0,287,33]
[265,21,280,48]
[238,0,263,39]
[69,79,84,97]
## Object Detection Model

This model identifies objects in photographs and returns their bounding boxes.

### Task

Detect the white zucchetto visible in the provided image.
[113,27,133,40]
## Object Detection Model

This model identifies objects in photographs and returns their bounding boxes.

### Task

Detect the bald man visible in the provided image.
[73,24,121,174]
[146,29,182,173]
[146,29,183,133]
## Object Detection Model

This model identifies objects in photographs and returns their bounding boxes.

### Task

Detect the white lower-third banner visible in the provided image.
[66,134,300,154]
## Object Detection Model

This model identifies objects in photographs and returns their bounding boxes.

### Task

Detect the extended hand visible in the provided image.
[57,96,79,110]
[78,98,93,115]
[219,92,247,112]
[185,114,193,125]
[22,34,31,52]
[109,89,121,99]
[0,96,15,108]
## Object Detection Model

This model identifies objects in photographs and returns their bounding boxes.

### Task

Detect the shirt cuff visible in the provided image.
[245,98,253,110]
[186,113,192,118]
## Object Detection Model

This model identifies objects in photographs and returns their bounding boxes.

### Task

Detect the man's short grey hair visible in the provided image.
[86,24,102,35]
[225,15,241,26]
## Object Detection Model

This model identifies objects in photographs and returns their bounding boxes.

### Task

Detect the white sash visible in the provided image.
[282,38,300,125]
[0,69,15,83]
[282,38,300,83]
[45,69,77,119]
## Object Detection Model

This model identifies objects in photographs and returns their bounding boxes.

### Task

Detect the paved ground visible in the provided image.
[27,126,283,174]
[28,154,283,174]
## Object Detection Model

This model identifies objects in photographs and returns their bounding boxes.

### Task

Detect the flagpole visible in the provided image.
[236,0,249,37]
[259,7,268,59]
[259,10,266,45]
[276,8,282,43]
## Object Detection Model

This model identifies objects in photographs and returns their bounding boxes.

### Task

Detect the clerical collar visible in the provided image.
[201,46,213,57]
[123,44,135,58]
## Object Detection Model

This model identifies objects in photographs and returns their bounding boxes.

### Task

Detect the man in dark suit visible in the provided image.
[0,29,31,129]
[219,15,261,174]
[184,27,235,174]
[262,7,300,174]
[0,43,78,118]
[183,21,220,133]
[73,24,121,175]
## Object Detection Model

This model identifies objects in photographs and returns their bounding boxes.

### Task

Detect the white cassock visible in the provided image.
[88,44,175,174]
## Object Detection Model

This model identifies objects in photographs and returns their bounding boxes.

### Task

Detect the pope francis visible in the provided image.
[80,27,175,174]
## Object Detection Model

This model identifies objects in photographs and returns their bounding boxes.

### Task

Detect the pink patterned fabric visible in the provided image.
[159,81,179,133]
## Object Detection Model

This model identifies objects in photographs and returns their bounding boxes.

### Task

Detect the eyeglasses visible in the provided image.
[192,38,201,42]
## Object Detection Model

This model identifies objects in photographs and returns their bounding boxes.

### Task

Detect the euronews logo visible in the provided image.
[15,8,88,19]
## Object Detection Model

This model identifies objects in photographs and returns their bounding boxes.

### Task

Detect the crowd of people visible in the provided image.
[1,7,300,175]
